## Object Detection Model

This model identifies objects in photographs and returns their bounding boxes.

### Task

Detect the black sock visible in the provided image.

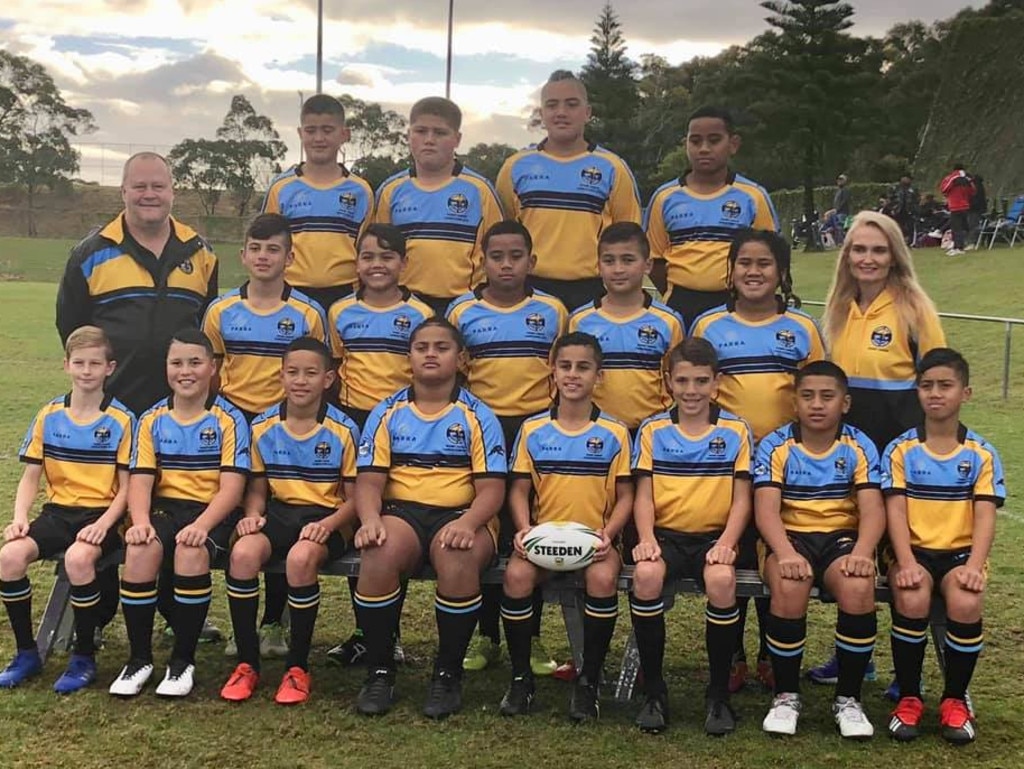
[734,596,749,661]
[227,575,261,669]
[582,594,618,683]
[170,573,213,665]
[156,571,175,625]
[354,586,402,671]
[347,576,359,625]
[285,582,321,671]
[435,591,481,675]
[95,565,121,628]
[629,594,666,695]
[1,577,34,651]
[501,593,534,678]
[766,613,806,694]
[754,596,771,659]
[834,610,877,699]
[707,602,741,700]
[531,587,544,639]
[120,579,158,663]
[943,618,983,701]
[890,610,928,700]
[260,572,288,627]
[477,584,501,644]
[70,580,102,656]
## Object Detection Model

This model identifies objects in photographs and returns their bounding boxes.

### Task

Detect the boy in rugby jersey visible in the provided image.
[883,349,1004,745]
[447,220,567,673]
[499,332,633,721]
[108,329,250,699]
[376,96,504,317]
[219,338,360,705]
[568,222,684,433]
[630,338,753,735]
[754,361,884,738]
[0,326,133,693]
[262,94,373,312]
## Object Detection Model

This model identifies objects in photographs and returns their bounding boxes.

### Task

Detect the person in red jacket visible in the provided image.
[939,164,976,256]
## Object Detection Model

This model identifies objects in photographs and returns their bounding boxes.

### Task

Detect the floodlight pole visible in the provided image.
[298,91,305,162]
[316,0,324,93]
[445,0,454,98]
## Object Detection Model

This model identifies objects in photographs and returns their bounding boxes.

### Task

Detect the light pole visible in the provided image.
[316,0,324,93]
[297,91,305,163]
[445,0,454,98]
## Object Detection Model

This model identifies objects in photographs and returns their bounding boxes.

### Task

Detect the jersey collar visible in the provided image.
[239,281,292,301]
[914,423,968,445]
[279,399,329,424]
[594,292,652,311]
[550,403,601,423]
[409,160,464,178]
[168,391,218,412]
[294,162,350,178]
[678,169,738,188]
[537,138,597,153]
[355,286,412,302]
[474,283,534,301]
[63,393,115,411]
[668,403,720,425]
[791,422,844,445]
[407,382,462,405]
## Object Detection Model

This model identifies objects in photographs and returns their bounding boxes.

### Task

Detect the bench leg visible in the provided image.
[614,631,641,703]
[558,591,586,674]
[35,563,75,664]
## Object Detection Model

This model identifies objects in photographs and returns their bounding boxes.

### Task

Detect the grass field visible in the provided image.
[0,238,1022,768]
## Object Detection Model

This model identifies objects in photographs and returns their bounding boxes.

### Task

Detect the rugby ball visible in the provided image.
[523,521,602,572]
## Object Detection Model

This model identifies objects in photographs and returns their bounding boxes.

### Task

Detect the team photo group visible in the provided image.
[0,70,1004,748]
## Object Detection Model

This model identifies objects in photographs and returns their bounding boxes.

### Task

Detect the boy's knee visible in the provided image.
[502,558,536,597]
[286,542,324,579]
[631,560,664,599]
[174,545,210,575]
[229,542,264,578]
[704,564,736,601]
[0,543,32,577]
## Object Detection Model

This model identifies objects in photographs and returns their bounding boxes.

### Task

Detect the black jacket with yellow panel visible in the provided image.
[56,214,218,415]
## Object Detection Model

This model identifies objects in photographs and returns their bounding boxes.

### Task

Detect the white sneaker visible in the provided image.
[834,696,874,739]
[946,248,965,256]
[763,692,802,735]
[155,661,196,697]
[109,660,154,697]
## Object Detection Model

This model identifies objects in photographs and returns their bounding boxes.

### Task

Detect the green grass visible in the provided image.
[0,240,1023,767]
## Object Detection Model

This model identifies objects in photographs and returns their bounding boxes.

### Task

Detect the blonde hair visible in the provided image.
[822,211,939,347]
[65,325,113,361]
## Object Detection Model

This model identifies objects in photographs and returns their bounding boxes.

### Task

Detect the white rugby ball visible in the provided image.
[523,521,602,572]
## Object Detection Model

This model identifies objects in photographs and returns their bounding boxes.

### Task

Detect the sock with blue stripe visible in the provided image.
[707,602,740,700]
[889,610,928,699]
[171,572,213,665]
[943,618,983,700]
[120,579,158,663]
[501,593,535,678]
[435,591,482,675]
[227,575,261,669]
[582,594,618,683]
[1,577,34,651]
[835,609,877,699]
[354,586,403,671]
[630,594,666,695]
[285,582,321,671]
[767,613,806,694]
[70,579,102,656]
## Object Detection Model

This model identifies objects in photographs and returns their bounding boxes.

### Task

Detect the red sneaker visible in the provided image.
[888,696,924,741]
[728,659,749,694]
[275,667,311,705]
[756,657,775,691]
[220,663,259,702]
[939,697,977,744]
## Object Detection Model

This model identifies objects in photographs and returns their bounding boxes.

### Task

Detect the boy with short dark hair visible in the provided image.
[646,106,779,328]
[0,326,134,693]
[108,328,250,698]
[220,337,360,705]
[568,222,684,431]
[376,96,504,317]
[630,338,753,735]
[263,94,374,312]
[754,361,884,739]
[883,349,1004,745]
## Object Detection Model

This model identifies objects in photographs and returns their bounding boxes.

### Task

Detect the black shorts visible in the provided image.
[883,545,978,589]
[529,276,604,313]
[759,529,858,590]
[27,503,122,560]
[343,406,373,433]
[261,500,348,563]
[150,499,236,569]
[736,524,759,571]
[382,501,496,558]
[297,284,355,315]
[655,528,723,588]
[665,285,731,332]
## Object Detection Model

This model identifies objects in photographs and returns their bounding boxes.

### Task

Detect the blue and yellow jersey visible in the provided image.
[327,290,434,412]
[690,306,825,441]
[496,142,642,281]
[645,172,779,292]
[511,405,631,530]
[251,402,360,521]
[568,296,685,429]
[830,288,945,394]
[375,164,504,299]
[357,386,506,509]
[882,425,1005,550]
[19,394,134,508]
[446,287,567,417]
[632,405,752,533]
[753,422,881,533]
[262,164,374,289]
[131,394,251,505]
[202,283,327,415]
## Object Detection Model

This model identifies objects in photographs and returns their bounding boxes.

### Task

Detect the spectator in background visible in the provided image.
[888,174,918,246]
[823,174,852,246]
[966,173,988,251]
[940,163,976,256]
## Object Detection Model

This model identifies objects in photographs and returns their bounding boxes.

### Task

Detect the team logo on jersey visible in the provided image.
[754,463,768,477]
[957,460,972,478]
[277,317,296,336]
[447,193,470,215]
[339,192,358,210]
[870,325,893,348]
[637,325,660,346]
[586,436,605,455]
[93,426,112,444]
[314,441,332,459]
[775,329,796,349]
[393,315,412,332]
[358,440,372,457]
[581,167,603,185]
[721,200,742,219]
[708,436,726,456]
[178,259,194,275]
[834,456,848,477]
[199,427,218,446]
[446,423,466,446]
[525,313,546,332]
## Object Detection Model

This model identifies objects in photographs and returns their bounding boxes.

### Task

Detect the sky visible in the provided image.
[0,0,984,184]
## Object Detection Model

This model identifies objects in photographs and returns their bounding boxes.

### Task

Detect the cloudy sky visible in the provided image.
[1,0,982,184]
